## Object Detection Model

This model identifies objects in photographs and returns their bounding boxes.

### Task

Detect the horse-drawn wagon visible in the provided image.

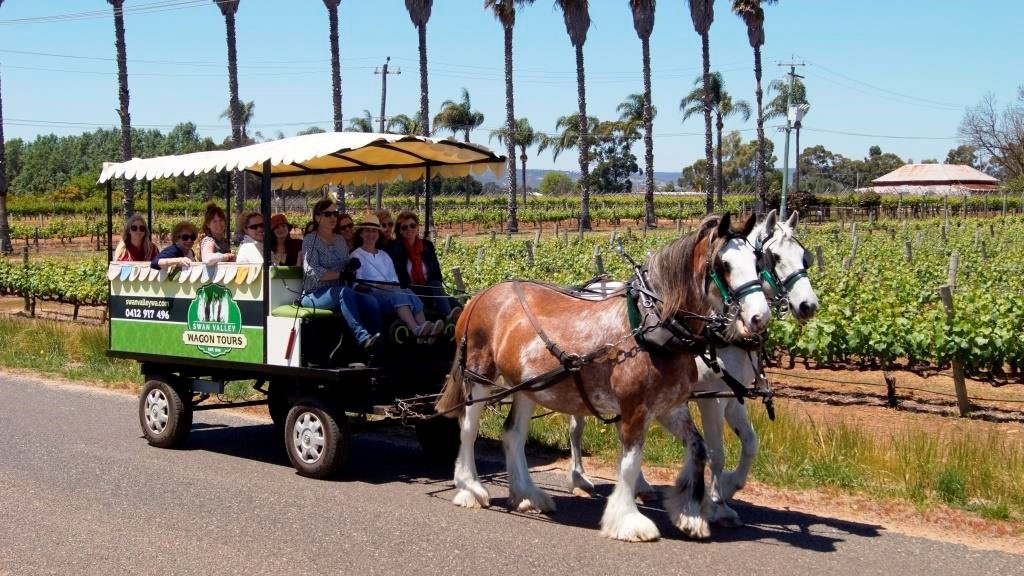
[99,132,506,478]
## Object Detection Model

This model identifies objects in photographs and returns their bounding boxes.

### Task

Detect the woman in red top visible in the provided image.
[113,214,156,262]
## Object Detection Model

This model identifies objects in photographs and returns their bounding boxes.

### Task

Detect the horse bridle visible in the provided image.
[705,231,765,327]
[754,226,811,316]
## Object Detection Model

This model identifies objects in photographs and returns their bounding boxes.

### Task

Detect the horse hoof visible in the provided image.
[708,502,742,527]
[569,471,596,497]
[675,515,711,540]
[601,512,660,542]
[512,491,556,514]
[453,487,490,509]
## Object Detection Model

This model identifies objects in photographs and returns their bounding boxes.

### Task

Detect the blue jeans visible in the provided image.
[367,287,423,315]
[411,281,453,318]
[301,285,382,344]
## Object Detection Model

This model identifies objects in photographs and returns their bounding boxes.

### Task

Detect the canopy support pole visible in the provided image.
[424,165,433,240]
[106,181,114,262]
[146,181,153,242]
[261,160,272,364]
[225,172,232,244]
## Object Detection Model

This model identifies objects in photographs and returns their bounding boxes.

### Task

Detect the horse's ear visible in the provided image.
[716,212,733,238]
[698,215,720,239]
[786,210,799,228]
[740,212,757,236]
[764,209,778,231]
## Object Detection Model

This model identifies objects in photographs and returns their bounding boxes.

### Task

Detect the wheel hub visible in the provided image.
[292,412,325,464]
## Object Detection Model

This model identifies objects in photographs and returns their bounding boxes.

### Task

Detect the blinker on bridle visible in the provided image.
[706,231,764,307]
[754,226,810,305]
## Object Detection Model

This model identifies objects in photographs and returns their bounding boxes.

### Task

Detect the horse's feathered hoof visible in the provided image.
[511,490,556,514]
[664,488,712,540]
[708,501,743,527]
[600,512,661,542]
[569,470,596,497]
[453,486,490,509]
[674,514,712,539]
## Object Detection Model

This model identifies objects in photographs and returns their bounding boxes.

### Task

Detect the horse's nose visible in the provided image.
[750,313,767,332]
[799,301,818,318]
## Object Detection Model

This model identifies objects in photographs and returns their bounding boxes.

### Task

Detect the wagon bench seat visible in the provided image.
[270,304,338,318]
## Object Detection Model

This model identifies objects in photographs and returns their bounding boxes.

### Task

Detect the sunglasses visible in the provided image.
[338,223,354,230]
[319,210,340,218]
[400,223,418,231]
[247,222,264,230]
[178,234,196,242]
[380,221,393,228]
[130,225,147,232]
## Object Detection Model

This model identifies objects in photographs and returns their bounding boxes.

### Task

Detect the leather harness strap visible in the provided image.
[512,281,621,424]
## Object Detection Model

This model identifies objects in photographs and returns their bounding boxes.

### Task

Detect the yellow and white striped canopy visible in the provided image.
[98,131,506,190]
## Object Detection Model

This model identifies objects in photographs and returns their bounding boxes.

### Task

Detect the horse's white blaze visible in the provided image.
[719,237,771,337]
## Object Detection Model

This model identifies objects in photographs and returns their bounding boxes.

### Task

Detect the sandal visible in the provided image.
[425,319,445,345]
[415,322,433,343]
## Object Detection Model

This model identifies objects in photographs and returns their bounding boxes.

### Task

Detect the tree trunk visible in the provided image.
[327,1,342,130]
[111,0,135,221]
[754,44,766,213]
[521,152,528,206]
[418,24,430,137]
[223,8,244,222]
[0,59,9,254]
[701,33,714,215]
[575,44,591,230]
[715,112,724,205]
[503,22,518,233]
[641,36,655,228]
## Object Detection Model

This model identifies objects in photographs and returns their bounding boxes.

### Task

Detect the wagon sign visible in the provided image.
[184,284,246,358]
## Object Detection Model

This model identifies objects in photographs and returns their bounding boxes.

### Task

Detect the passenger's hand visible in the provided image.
[223,253,236,262]
[179,258,192,268]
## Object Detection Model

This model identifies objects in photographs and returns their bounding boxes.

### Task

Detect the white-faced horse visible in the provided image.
[567,210,819,526]
[436,213,771,542]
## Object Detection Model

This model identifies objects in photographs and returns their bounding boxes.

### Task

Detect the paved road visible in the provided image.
[0,373,1019,575]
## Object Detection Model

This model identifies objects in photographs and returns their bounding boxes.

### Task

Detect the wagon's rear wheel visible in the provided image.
[415,417,460,467]
[284,399,349,479]
[139,377,193,448]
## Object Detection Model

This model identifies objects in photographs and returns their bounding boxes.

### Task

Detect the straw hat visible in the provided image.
[355,214,382,230]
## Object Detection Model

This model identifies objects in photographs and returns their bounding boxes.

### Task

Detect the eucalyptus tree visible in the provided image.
[687,0,715,213]
[348,110,375,133]
[107,0,135,220]
[489,117,541,204]
[404,1,433,137]
[629,0,657,227]
[433,88,485,142]
[732,0,777,207]
[215,0,244,217]
[0,0,9,253]
[323,0,343,131]
[484,0,534,232]
[554,0,593,229]
[680,72,751,203]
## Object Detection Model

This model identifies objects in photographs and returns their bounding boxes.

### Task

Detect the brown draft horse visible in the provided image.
[436,213,770,542]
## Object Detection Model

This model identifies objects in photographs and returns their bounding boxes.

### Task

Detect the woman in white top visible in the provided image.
[199,203,236,264]
[351,214,442,342]
[235,211,265,263]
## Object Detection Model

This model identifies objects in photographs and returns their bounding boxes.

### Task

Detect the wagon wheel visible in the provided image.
[414,417,460,467]
[284,399,350,479]
[138,377,193,448]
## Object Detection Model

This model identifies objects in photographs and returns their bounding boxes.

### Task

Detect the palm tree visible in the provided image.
[433,88,485,142]
[0,0,10,254]
[386,113,425,135]
[484,0,534,233]
[537,113,600,161]
[108,0,134,221]
[680,72,751,203]
[554,0,593,229]
[732,0,777,209]
[219,100,255,144]
[616,93,657,141]
[764,76,808,122]
[404,1,433,137]
[215,0,244,219]
[323,0,343,132]
[348,109,375,133]
[490,117,540,204]
[629,0,657,227]
[687,0,715,214]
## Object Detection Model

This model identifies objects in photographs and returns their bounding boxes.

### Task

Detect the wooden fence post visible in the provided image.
[451,267,465,294]
[22,246,31,313]
[980,241,988,260]
[903,240,912,263]
[947,251,960,291]
[490,231,496,243]
[562,230,569,245]
[939,285,971,416]
[475,247,485,267]
[814,245,825,271]
[593,246,604,276]
[525,241,535,267]
[444,235,453,251]
[533,230,541,247]
[884,372,898,408]
[610,230,618,247]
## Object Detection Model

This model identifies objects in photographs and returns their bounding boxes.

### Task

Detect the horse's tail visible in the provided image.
[436,344,467,419]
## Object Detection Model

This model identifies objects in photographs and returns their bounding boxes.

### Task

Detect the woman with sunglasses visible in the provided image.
[198,203,236,264]
[387,210,461,322]
[300,199,382,350]
[335,213,356,252]
[235,211,265,263]
[113,214,156,262]
[352,214,443,343]
[151,221,198,270]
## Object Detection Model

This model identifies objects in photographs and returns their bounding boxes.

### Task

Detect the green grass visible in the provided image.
[481,399,1024,523]
[0,316,138,385]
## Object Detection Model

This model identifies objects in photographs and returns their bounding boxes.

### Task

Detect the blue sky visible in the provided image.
[1,1,1021,175]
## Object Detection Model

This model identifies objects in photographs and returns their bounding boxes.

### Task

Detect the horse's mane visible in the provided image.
[647,215,722,320]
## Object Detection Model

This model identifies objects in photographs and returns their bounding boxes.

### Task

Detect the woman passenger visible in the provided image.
[336,212,356,252]
[235,211,265,263]
[301,200,382,350]
[388,210,461,322]
[114,213,156,262]
[269,213,302,266]
[351,214,443,343]
[198,203,236,264]
[151,221,198,270]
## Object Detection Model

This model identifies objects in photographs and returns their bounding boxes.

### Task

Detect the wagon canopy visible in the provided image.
[98,131,506,190]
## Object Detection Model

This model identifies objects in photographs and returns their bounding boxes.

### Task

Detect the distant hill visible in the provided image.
[477,168,681,189]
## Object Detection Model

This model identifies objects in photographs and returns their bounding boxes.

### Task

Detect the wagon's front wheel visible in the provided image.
[139,378,193,448]
[284,400,349,479]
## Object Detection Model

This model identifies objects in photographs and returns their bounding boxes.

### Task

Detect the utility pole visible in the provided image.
[778,58,805,220]
[373,56,400,208]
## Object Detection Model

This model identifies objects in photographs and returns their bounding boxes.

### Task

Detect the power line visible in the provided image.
[802,57,963,110]
[802,126,957,141]
[0,0,225,25]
